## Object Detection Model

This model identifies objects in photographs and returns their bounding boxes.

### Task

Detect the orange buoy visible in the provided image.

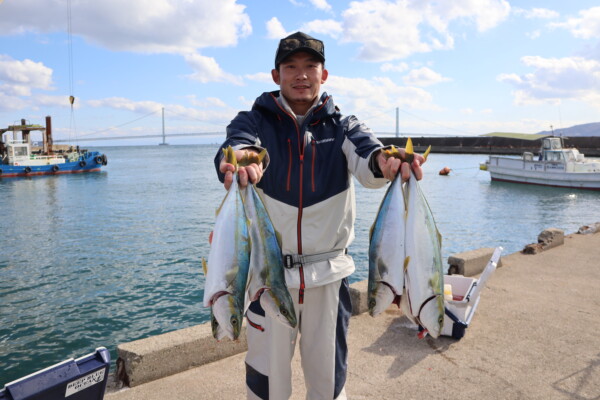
[439,166,451,175]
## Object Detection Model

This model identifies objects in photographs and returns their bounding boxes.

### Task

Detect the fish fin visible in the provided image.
[222,146,238,169]
[418,328,429,339]
[238,148,267,167]
[202,258,208,275]
[403,256,410,272]
[405,137,414,163]
[256,148,267,164]
[423,145,431,161]
[275,230,283,248]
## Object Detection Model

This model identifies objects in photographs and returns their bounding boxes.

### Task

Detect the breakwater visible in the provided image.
[379,136,600,156]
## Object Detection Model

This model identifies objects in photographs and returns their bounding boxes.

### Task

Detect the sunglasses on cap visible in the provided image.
[278,37,324,54]
[275,34,325,68]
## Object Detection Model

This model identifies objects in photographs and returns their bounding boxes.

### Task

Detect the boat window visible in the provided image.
[13,146,28,157]
[547,151,563,162]
[565,151,576,162]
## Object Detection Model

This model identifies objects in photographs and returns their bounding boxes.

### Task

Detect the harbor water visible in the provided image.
[1,144,599,385]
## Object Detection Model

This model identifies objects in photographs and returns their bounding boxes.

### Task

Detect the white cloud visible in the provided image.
[87,97,163,114]
[187,96,228,108]
[0,93,27,112]
[551,7,600,39]
[184,53,244,85]
[0,0,252,54]
[498,56,600,109]
[0,55,53,96]
[86,97,235,125]
[340,0,511,62]
[308,0,332,12]
[299,19,343,38]
[245,72,274,83]
[381,62,409,73]
[402,67,451,87]
[513,8,559,20]
[266,17,288,39]
[323,75,440,131]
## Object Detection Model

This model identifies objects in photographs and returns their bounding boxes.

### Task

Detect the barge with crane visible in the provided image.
[0,116,107,178]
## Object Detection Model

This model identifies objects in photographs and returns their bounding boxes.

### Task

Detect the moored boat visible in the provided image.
[0,116,107,178]
[480,136,600,190]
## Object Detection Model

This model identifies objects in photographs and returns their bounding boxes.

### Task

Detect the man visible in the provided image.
[215,31,424,400]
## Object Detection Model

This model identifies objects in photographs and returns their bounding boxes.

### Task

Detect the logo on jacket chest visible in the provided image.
[314,138,335,144]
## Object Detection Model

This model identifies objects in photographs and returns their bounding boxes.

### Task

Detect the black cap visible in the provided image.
[274,32,325,69]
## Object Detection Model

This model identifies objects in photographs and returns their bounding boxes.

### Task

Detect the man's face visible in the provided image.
[271,51,328,115]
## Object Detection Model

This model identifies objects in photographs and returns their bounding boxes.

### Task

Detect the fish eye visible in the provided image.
[231,315,238,326]
[280,307,288,316]
[369,299,376,308]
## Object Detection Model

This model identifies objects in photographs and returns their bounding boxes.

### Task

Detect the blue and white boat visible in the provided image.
[480,136,600,190]
[0,117,107,178]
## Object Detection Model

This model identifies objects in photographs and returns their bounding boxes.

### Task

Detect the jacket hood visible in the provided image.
[252,91,338,121]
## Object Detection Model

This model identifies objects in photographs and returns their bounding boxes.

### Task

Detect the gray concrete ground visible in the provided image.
[106,231,600,400]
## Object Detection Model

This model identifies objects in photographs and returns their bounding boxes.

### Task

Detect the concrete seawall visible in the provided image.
[105,227,600,399]
[379,136,600,156]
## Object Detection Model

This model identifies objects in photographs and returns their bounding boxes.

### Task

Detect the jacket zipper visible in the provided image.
[286,138,292,191]
[272,95,333,305]
[297,146,305,304]
[311,138,316,192]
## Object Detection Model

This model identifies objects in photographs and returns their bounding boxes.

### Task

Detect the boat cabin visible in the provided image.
[1,117,67,167]
[537,137,584,163]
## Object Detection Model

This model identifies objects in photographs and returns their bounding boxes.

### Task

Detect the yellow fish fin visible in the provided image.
[404,256,410,272]
[202,258,208,276]
[222,146,238,169]
[405,137,414,164]
[423,145,432,161]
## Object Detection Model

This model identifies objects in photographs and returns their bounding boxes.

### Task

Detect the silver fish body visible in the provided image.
[402,170,444,338]
[245,184,297,329]
[368,175,406,316]
[202,174,251,340]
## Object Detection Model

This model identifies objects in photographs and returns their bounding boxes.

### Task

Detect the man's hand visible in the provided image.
[376,148,425,182]
[219,149,264,190]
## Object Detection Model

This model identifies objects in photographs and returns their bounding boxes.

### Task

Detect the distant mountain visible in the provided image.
[536,122,600,137]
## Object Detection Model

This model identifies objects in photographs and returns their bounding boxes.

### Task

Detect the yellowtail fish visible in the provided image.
[245,183,297,329]
[401,139,444,338]
[367,146,407,316]
[202,146,251,340]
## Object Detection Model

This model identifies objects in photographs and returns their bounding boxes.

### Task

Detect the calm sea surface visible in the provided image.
[1,144,599,384]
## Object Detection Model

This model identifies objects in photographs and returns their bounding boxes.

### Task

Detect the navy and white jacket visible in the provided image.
[215,91,388,292]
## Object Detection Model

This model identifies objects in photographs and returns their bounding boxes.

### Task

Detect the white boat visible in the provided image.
[480,137,600,191]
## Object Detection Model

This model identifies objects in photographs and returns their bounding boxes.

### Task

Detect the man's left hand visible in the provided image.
[376,148,425,181]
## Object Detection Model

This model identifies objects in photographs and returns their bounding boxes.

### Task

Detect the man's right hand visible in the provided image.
[219,149,264,190]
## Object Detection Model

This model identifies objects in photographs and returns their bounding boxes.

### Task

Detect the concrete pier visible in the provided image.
[106,229,600,400]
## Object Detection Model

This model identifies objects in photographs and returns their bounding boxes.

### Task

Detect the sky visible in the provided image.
[1,0,600,146]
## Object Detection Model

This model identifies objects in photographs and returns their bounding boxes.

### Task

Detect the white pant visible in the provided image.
[245,278,352,400]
